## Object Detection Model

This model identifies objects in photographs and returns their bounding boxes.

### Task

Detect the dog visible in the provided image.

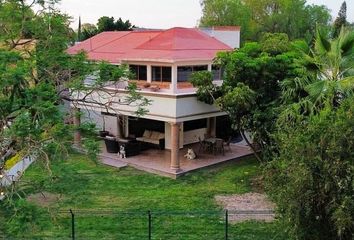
[118,145,126,158]
[184,148,197,160]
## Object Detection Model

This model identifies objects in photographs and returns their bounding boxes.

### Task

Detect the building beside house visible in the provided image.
[67,26,247,175]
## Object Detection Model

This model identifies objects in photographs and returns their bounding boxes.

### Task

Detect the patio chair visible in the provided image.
[224,136,232,152]
[198,136,208,153]
[213,139,225,155]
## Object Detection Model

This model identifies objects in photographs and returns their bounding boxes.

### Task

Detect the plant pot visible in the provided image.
[99,130,109,137]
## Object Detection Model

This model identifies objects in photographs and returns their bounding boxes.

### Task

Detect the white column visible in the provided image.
[147,64,152,83]
[208,64,212,72]
[171,64,178,93]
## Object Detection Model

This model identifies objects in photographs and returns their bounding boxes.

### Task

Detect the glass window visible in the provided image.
[193,65,208,71]
[212,65,223,80]
[161,67,171,82]
[129,65,147,80]
[177,66,192,82]
[152,66,172,82]
[177,65,208,82]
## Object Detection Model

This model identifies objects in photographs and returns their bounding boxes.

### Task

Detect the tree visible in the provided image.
[280,27,354,120]
[199,0,253,40]
[115,17,134,31]
[333,1,348,38]
[77,16,82,41]
[191,33,304,160]
[199,0,331,42]
[0,0,148,201]
[79,16,135,40]
[97,16,116,32]
[265,96,354,240]
[81,23,98,40]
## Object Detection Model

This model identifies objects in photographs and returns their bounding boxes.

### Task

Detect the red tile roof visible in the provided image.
[67,27,232,63]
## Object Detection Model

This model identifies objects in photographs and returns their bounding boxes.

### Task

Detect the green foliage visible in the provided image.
[216,83,256,128]
[0,0,149,180]
[280,27,354,118]
[97,16,116,32]
[199,0,331,42]
[190,71,222,104]
[260,33,290,55]
[265,96,354,240]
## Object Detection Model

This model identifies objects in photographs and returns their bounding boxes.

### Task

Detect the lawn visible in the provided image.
[1,154,288,239]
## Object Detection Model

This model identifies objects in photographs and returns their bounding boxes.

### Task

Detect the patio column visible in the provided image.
[170,122,181,172]
[210,117,216,137]
[73,108,81,147]
[116,115,124,138]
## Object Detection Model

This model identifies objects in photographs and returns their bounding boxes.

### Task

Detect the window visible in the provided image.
[152,66,172,82]
[129,65,147,80]
[177,65,208,82]
[212,65,224,80]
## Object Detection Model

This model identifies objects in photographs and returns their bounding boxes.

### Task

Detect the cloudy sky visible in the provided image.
[58,0,354,29]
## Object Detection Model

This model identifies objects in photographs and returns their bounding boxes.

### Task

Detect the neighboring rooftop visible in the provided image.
[67,27,238,63]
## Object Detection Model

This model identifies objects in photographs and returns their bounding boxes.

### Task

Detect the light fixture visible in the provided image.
[0,191,4,196]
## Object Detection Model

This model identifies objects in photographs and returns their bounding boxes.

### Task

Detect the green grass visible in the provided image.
[2,154,288,239]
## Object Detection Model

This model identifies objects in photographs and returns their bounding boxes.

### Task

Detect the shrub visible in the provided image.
[265,97,354,240]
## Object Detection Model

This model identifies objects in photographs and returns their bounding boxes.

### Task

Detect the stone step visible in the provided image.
[99,155,128,169]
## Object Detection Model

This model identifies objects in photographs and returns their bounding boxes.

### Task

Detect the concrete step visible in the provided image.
[99,155,128,169]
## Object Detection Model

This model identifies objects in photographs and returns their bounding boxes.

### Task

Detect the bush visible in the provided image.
[265,97,354,240]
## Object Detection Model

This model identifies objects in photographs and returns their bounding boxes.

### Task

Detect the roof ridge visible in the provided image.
[134,28,168,49]
[90,31,131,52]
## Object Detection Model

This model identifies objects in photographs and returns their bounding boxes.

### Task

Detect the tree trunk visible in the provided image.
[239,129,262,162]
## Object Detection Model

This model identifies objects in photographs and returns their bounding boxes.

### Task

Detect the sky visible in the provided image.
[58,0,354,29]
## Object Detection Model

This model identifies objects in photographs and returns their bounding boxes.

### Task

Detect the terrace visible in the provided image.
[100,142,253,178]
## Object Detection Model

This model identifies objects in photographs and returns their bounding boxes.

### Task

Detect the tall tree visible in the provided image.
[97,16,116,32]
[333,1,348,38]
[77,16,82,41]
[191,33,304,160]
[199,0,331,42]
[0,0,148,201]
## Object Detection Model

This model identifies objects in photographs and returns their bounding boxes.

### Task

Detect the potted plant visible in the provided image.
[150,84,160,92]
[143,82,151,88]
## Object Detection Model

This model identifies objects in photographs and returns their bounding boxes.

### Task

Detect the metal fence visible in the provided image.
[10,209,273,240]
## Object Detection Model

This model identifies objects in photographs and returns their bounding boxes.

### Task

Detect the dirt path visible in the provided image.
[215,192,275,222]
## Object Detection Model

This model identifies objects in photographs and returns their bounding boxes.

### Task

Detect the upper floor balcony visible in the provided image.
[105,61,223,96]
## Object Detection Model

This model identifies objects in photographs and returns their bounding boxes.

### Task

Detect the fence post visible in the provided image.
[148,210,152,240]
[225,210,228,240]
[70,209,75,240]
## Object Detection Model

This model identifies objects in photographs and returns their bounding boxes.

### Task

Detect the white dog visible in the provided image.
[184,148,197,160]
[118,145,126,158]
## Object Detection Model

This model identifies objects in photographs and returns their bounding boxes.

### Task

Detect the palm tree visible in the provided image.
[278,27,354,126]
[304,27,354,108]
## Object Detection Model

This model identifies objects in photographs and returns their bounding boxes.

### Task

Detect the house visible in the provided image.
[67,26,245,175]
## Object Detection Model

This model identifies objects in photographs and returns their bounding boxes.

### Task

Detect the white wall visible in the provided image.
[200,28,240,49]
[183,128,207,145]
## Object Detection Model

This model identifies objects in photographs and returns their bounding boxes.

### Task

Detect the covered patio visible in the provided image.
[99,142,253,178]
